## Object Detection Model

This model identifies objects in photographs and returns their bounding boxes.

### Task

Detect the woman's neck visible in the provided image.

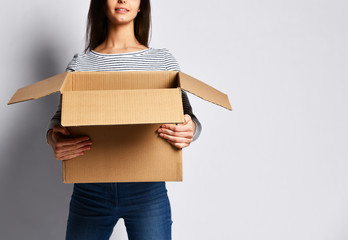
[94,22,147,54]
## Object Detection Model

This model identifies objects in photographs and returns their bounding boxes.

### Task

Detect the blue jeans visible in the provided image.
[65,182,172,240]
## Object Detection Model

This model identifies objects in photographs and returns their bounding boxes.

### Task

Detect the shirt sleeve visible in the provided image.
[45,54,78,143]
[163,49,202,142]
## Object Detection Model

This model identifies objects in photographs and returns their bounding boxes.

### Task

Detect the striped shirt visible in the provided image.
[47,48,202,141]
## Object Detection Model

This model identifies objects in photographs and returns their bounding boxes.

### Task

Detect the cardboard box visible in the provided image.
[8,71,231,183]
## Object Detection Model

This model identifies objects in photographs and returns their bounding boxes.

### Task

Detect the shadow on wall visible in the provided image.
[0,38,72,239]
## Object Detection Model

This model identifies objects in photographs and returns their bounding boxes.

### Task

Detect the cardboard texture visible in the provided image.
[8,71,231,183]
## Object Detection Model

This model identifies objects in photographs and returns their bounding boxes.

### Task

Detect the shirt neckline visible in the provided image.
[91,48,152,56]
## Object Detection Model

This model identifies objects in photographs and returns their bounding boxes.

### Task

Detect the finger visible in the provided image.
[177,114,191,125]
[184,114,191,123]
[53,125,71,136]
[56,140,92,154]
[178,119,192,127]
[167,140,188,149]
[157,127,174,135]
[55,146,90,160]
[58,152,85,161]
[161,124,192,132]
[159,133,192,143]
[158,128,193,138]
[56,136,91,147]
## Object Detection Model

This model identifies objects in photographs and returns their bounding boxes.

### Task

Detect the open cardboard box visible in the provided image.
[8,71,231,183]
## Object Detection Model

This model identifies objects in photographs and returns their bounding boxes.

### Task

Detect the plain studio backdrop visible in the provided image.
[1,0,347,239]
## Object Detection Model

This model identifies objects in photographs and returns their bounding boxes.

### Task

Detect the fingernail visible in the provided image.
[162,124,166,128]
[158,129,162,132]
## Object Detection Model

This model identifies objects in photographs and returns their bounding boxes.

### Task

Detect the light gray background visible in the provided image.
[1,0,347,239]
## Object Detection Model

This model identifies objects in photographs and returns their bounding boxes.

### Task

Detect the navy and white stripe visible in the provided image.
[47,48,202,141]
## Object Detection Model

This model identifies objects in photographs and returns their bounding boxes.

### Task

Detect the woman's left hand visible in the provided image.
[157,114,196,149]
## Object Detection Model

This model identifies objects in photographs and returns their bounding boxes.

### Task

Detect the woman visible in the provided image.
[46,0,202,239]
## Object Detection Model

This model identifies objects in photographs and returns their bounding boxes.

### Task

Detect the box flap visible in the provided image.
[61,88,184,126]
[178,72,232,110]
[8,72,69,105]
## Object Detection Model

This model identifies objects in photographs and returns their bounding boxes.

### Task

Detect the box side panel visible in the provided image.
[61,88,184,126]
[63,125,183,183]
[70,71,178,90]
[8,72,69,105]
[62,161,66,182]
[178,72,232,111]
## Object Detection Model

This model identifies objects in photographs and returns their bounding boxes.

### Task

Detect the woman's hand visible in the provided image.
[157,114,196,149]
[47,125,92,161]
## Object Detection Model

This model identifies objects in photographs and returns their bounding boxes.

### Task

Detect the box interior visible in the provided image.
[61,71,179,92]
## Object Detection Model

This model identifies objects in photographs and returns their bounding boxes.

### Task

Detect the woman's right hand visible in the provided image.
[47,125,92,160]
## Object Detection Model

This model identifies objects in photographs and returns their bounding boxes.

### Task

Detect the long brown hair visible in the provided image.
[84,0,151,53]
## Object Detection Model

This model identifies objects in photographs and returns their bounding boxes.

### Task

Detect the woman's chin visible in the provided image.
[110,18,133,26]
